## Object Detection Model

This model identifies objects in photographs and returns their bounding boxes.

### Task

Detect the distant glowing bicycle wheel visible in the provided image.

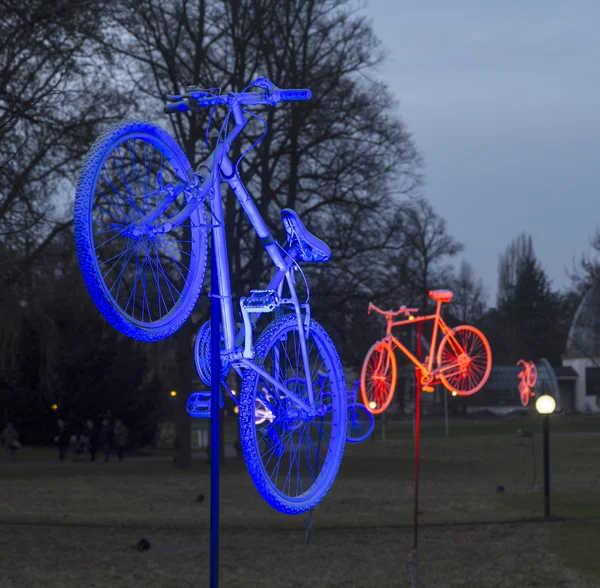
[361,341,397,414]
[346,403,374,442]
[526,363,537,388]
[437,326,491,396]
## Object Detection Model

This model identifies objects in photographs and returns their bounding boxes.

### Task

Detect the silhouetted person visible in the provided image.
[114,419,128,462]
[74,423,90,462]
[86,420,98,461]
[98,419,113,462]
[0,423,19,462]
[54,419,70,461]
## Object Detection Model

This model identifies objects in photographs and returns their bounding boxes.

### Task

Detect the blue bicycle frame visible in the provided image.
[157,85,318,415]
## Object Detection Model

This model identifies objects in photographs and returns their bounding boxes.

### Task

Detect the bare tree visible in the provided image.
[568,228,600,295]
[82,0,421,358]
[496,232,535,308]
[391,198,463,310]
[70,0,423,463]
[0,0,127,411]
[450,260,487,323]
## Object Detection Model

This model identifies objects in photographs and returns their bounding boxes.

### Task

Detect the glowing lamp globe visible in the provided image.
[51,404,58,411]
[535,395,556,415]
[234,406,239,414]
[170,390,177,397]
[369,401,377,410]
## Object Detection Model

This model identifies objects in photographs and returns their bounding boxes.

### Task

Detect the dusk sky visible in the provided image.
[366,0,600,304]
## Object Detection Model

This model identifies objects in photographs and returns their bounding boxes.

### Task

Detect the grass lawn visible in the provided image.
[2,416,600,587]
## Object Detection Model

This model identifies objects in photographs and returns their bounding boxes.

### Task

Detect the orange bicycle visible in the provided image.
[361,290,492,414]
[517,360,537,406]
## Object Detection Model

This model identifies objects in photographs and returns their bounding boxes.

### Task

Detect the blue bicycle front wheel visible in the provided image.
[346,403,375,443]
[74,120,208,341]
[239,314,347,514]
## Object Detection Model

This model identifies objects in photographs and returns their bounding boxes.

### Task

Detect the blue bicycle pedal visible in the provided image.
[186,391,224,418]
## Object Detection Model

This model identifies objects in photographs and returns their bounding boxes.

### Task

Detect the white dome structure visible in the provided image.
[563,282,600,412]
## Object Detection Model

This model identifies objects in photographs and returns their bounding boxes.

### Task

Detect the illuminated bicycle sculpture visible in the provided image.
[346,380,375,443]
[307,374,374,442]
[73,77,347,514]
[361,290,492,414]
[517,360,537,407]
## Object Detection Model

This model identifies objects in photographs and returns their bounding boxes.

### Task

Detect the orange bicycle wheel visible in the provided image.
[526,363,537,388]
[437,326,492,396]
[361,341,397,414]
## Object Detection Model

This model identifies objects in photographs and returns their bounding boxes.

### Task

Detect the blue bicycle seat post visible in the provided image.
[210,232,221,588]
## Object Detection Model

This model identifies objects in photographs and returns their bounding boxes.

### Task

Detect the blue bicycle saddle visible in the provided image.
[281,208,331,263]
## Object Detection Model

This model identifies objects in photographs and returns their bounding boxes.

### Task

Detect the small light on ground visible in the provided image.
[170,390,177,397]
[234,406,239,414]
[51,404,58,411]
[452,391,457,396]
[369,401,377,409]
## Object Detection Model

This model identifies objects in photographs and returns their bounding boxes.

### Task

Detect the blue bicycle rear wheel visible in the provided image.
[239,314,346,514]
[74,120,208,341]
[346,403,374,443]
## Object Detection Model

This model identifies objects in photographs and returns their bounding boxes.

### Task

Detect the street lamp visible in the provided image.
[535,394,556,520]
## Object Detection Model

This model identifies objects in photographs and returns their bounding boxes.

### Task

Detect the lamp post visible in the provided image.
[535,394,556,520]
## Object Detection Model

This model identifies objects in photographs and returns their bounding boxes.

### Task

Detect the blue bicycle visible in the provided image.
[346,380,374,443]
[263,375,372,444]
[73,78,347,514]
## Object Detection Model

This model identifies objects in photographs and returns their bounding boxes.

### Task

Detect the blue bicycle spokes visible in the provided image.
[76,123,208,341]
[93,139,194,321]
[240,315,345,513]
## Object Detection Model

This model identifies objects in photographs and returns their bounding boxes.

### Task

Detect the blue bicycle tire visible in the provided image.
[239,314,347,514]
[194,320,231,386]
[74,120,208,341]
[346,403,374,443]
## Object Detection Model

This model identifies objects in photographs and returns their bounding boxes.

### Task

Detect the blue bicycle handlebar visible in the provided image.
[274,89,312,101]
[163,83,312,114]
[163,101,189,113]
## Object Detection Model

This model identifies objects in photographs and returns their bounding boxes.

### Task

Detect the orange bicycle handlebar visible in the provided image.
[368,302,419,317]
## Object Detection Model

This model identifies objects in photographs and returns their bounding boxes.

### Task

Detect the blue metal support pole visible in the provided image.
[210,235,221,588]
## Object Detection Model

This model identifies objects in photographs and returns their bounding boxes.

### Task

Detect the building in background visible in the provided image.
[562,283,600,412]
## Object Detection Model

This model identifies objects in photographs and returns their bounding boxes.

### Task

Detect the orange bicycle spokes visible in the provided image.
[437,325,492,396]
[361,341,397,414]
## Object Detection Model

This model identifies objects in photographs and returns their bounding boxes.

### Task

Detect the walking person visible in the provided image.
[85,420,98,462]
[75,424,89,462]
[98,419,113,462]
[0,423,20,462]
[54,419,70,461]
[114,419,128,462]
